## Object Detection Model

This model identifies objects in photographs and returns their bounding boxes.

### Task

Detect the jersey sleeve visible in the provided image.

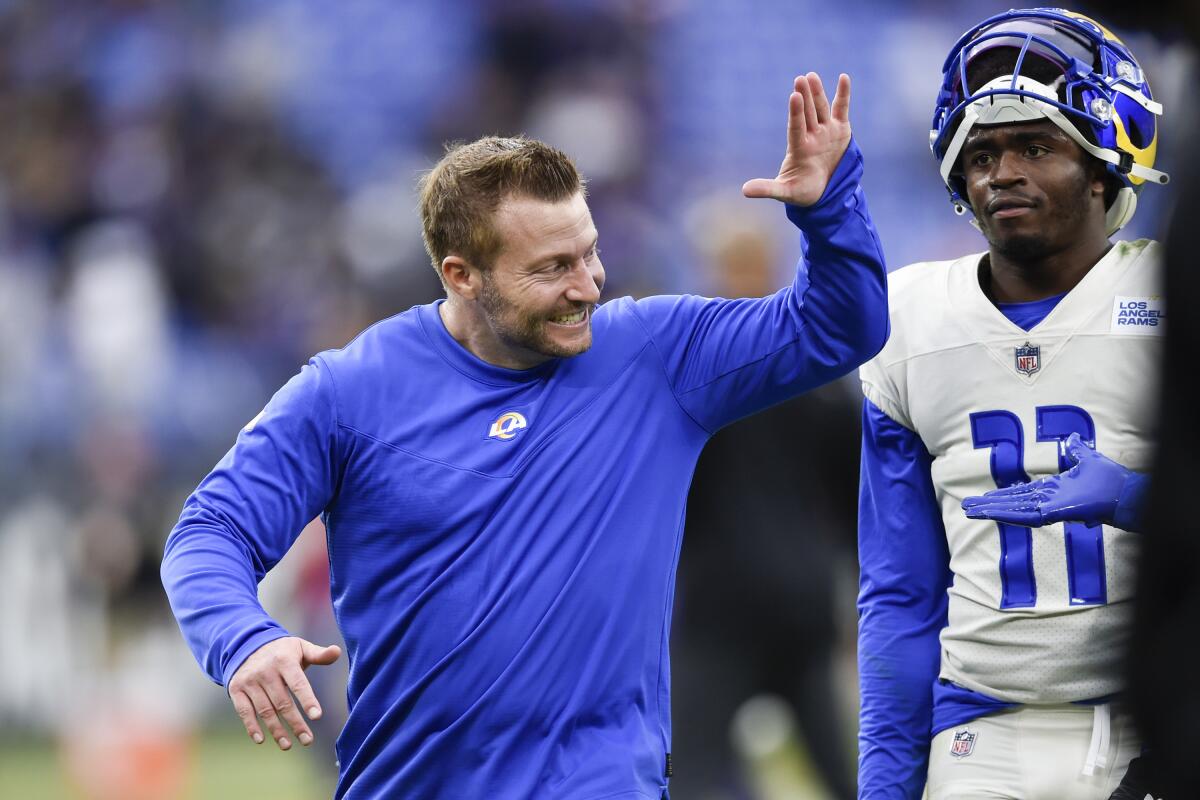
[160,357,342,687]
[857,397,951,800]
[630,138,889,433]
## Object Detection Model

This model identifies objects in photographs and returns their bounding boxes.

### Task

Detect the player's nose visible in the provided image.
[566,260,603,304]
[989,149,1026,185]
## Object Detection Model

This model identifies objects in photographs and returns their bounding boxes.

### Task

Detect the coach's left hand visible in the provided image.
[962,432,1147,531]
[743,72,852,207]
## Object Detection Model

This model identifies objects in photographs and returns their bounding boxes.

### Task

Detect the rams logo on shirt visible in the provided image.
[488,411,528,441]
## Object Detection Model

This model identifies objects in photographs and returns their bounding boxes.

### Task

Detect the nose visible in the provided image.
[989,149,1026,187]
[565,258,604,305]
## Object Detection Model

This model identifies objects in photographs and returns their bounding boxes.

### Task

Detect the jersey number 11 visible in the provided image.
[969,405,1106,610]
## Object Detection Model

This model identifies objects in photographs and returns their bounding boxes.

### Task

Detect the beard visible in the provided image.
[479,272,593,361]
[988,229,1060,262]
[980,170,1095,262]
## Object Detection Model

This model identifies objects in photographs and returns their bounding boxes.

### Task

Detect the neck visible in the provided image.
[438,296,550,371]
[983,233,1112,304]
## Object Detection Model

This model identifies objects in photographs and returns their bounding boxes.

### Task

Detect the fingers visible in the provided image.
[281,660,324,722]
[226,636,340,751]
[262,675,314,748]
[962,501,1045,527]
[301,641,342,668]
[962,478,1050,503]
[243,681,293,750]
[742,177,782,200]
[785,88,806,154]
[231,689,264,744]
[1064,432,1092,465]
[798,76,820,137]
[808,72,831,124]
[831,73,851,123]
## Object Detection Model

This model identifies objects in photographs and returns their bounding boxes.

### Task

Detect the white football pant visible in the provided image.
[926,703,1141,800]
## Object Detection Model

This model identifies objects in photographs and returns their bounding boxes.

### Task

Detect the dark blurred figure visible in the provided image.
[1078,3,1200,798]
[671,202,857,800]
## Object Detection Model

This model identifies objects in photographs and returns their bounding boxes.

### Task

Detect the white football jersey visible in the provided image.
[860,239,1161,704]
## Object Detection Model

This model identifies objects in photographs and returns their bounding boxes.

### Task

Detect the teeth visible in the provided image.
[551,310,586,324]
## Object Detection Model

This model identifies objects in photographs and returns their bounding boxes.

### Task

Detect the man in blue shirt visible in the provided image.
[162,72,888,799]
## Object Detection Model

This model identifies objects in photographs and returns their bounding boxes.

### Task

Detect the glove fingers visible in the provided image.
[962,501,1044,527]
[1064,431,1093,466]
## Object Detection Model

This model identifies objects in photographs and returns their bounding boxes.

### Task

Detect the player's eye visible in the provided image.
[1025,144,1049,157]
[968,152,993,167]
[585,245,601,261]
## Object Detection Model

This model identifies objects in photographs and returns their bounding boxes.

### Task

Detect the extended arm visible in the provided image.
[161,358,343,748]
[961,432,1148,532]
[858,398,951,800]
[636,74,888,432]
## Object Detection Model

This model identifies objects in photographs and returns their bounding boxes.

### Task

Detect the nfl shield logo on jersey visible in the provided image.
[950,728,977,758]
[1014,342,1040,376]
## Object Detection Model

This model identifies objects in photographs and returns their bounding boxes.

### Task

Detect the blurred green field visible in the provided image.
[0,727,336,800]
[0,698,840,799]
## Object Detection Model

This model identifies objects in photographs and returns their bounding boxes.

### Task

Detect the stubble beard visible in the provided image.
[479,272,592,361]
[983,172,1094,263]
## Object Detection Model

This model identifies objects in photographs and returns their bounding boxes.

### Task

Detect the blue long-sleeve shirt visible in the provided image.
[162,141,887,800]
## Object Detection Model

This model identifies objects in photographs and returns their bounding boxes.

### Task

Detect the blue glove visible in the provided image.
[961,433,1148,531]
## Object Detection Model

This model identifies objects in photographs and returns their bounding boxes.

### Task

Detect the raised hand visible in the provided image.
[228,635,342,750]
[743,72,852,207]
[961,432,1146,530]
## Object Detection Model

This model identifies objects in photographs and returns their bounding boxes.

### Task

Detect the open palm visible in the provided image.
[743,72,852,207]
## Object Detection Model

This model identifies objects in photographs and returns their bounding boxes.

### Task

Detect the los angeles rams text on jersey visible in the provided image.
[860,239,1161,704]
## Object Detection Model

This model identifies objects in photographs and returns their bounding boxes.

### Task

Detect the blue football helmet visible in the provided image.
[930,8,1169,234]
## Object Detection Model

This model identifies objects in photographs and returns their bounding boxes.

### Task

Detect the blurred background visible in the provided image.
[0,1,1192,798]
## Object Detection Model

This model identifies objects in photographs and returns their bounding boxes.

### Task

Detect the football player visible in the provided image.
[855,8,1169,799]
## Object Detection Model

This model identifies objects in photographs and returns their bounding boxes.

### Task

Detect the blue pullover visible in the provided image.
[162,141,887,800]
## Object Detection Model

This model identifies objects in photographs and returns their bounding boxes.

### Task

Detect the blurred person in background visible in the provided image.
[161,73,888,799]
[670,197,858,800]
[857,8,1170,799]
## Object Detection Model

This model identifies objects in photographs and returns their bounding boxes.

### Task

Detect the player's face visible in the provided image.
[478,191,604,367]
[960,120,1107,260]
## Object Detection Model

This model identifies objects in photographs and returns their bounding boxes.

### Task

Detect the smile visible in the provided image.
[548,309,588,327]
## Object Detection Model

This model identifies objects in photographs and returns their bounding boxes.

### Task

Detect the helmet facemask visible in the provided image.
[930,9,1169,235]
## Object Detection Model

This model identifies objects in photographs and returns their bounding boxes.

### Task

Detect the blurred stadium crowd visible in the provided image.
[0,1,1190,797]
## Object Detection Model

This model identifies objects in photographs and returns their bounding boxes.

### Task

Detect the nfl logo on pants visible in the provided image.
[1015,342,1040,376]
[950,729,976,758]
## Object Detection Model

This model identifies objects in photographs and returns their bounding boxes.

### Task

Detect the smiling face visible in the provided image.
[472,190,604,368]
[960,119,1109,262]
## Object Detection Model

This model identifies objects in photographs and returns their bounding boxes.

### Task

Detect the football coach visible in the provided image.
[162,72,886,800]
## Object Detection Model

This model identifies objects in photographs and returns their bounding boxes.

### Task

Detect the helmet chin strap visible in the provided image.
[939,74,1168,235]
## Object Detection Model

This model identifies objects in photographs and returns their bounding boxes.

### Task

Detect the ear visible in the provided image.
[1089,161,1110,201]
[441,255,482,300]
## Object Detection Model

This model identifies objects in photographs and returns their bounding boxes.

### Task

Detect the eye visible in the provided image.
[586,245,601,261]
[969,152,993,167]
[1025,144,1049,157]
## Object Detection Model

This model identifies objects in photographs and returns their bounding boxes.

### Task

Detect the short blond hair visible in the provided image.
[418,136,585,279]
